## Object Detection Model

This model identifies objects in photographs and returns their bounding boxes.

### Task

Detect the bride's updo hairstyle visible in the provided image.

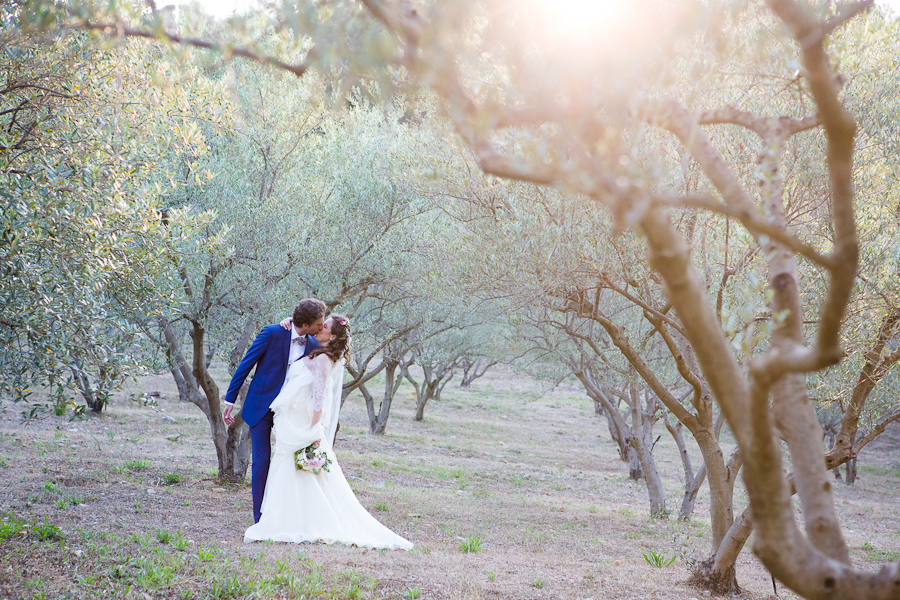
[309,314,351,364]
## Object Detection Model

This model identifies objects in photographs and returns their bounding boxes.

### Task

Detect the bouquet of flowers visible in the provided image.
[294,442,331,474]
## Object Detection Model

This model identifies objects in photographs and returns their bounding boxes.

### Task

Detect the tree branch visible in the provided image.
[653,194,833,268]
[697,107,768,135]
[816,1,875,48]
[77,22,315,79]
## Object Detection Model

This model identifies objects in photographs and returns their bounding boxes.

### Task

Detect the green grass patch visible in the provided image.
[34,516,63,541]
[0,513,27,541]
[859,541,900,562]
[163,472,182,485]
[642,550,676,567]
[858,464,900,477]
[460,534,483,553]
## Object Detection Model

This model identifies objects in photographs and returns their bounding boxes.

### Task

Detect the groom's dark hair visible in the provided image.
[293,298,326,327]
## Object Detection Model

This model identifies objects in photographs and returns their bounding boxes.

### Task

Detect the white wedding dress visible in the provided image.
[244,354,413,550]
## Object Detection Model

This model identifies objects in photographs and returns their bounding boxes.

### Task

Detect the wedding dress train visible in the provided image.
[243,355,413,550]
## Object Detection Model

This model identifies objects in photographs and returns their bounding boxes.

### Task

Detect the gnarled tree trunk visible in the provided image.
[629,385,666,517]
[459,358,497,388]
[573,367,643,480]
[407,360,457,421]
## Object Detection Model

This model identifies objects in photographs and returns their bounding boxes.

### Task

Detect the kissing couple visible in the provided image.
[223,298,412,549]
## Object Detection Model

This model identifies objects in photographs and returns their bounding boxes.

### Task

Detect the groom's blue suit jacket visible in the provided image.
[224,324,321,427]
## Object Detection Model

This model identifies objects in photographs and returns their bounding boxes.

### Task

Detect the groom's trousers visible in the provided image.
[248,409,275,523]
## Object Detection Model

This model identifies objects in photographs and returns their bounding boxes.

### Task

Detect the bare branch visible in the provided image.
[817,1,875,47]
[824,307,900,469]
[653,194,833,268]
[697,107,768,135]
[764,0,860,375]
[558,307,698,428]
[782,113,821,135]
[78,22,314,79]
[0,82,75,98]
[475,153,558,186]
[483,104,567,129]
[599,277,687,337]
[851,410,900,456]
[647,314,705,412]
[640,100,758,215]
[697,107,821,138]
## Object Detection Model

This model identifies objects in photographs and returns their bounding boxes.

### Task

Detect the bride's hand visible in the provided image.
[279,317,292,330]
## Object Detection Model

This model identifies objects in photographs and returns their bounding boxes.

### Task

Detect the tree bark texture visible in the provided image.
[629,386,666,517]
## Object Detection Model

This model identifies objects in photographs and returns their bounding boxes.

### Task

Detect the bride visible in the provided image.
[244,314,413,550]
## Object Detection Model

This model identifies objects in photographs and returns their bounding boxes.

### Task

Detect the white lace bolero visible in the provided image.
[269,354,344,452]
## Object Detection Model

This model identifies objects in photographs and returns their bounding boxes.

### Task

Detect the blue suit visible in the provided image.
[225,324,320,522]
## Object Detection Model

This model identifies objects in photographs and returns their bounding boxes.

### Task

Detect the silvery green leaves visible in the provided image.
[0,23,179,410]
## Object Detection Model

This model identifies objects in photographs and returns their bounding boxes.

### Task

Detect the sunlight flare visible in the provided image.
[520,0,686,61]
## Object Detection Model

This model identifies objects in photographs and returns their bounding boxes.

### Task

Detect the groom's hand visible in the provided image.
[223,403,235,426]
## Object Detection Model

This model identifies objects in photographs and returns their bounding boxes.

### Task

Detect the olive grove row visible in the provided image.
[4,1,900,597]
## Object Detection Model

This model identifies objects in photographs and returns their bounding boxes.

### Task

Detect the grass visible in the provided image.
[0,513,26,541]
[642,550,676,567]
[859,541,900,562]
[172,531,189,551]
[34,517,63,541]
[197,547,217,561]
[459,534,483,553]
[858,464,900,477]
[163,472,182,485]
[3,527,378,600]
[123,459,151,471]
[2,365,899,599]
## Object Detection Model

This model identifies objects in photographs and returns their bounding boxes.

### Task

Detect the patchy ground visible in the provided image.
[1,365,898,600]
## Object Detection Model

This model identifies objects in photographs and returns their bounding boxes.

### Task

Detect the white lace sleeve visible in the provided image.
[309,354,333,413]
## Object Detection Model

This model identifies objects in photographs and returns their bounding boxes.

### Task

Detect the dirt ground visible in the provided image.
[1,365,898,600]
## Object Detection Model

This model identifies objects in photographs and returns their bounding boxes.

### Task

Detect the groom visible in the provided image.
[223,298,327,523]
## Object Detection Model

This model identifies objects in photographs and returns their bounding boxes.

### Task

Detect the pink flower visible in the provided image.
[307,456,325,468]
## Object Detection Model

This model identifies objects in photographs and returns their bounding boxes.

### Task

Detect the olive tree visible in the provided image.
[0,23,186,414]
